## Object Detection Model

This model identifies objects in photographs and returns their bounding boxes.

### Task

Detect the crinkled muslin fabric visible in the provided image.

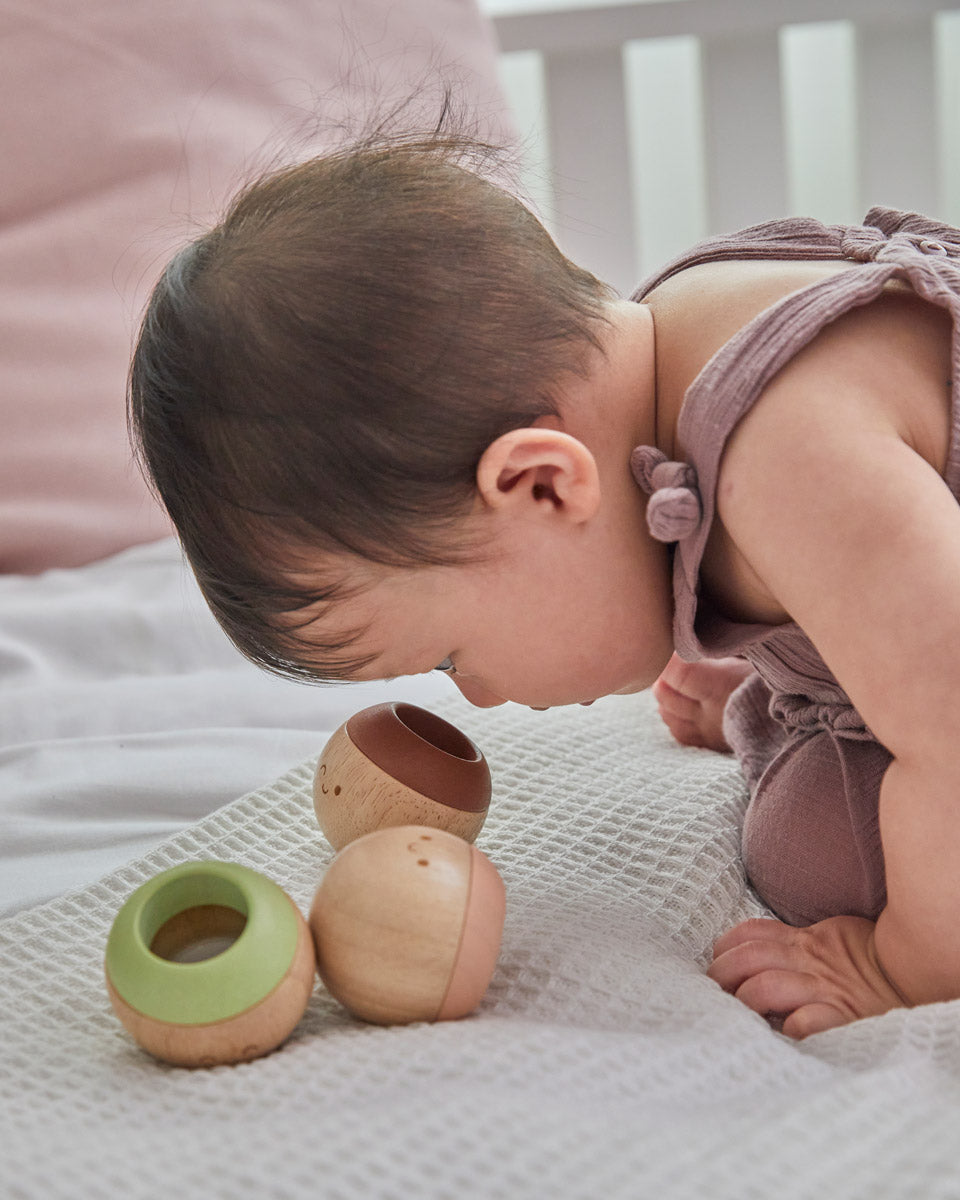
[631,207,960,926]
[4,695,960,1199]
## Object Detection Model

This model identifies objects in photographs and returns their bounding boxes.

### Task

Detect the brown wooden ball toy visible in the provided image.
[314,702,491,850]
[310,825,506,1025]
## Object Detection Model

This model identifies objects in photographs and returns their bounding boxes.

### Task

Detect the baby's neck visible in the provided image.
[558,298,661,468]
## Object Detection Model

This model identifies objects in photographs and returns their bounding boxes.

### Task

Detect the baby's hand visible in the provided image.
[707,915,907,1038]
[651,653,753,752]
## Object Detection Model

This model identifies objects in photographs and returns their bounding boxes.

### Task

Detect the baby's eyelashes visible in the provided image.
[434,657,457,674]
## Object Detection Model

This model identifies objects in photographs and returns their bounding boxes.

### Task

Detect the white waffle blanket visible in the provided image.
[4,683,960,1199]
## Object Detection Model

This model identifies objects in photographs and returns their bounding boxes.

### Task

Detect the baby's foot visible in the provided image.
[651,653,754,752]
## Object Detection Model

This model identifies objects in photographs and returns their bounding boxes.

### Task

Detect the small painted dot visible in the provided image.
[334,786,341,795]
[418,859,429,867]
[420,835,432,841]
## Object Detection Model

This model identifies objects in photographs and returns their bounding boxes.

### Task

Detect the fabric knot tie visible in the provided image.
[630,445,703,543]
[840,215,960,266]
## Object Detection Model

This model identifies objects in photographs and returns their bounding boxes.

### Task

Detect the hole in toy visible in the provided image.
[394,704,481,761]
[150,905,248,963]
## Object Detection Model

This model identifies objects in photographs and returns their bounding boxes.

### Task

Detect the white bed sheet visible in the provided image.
[0,537,448,918]
[5,648,960,1198]
[6,538,960,1198]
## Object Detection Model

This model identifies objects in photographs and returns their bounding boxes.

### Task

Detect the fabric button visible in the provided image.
[629,445,703,543]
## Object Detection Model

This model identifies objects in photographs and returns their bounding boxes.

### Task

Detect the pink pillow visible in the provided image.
[0,0,507,573]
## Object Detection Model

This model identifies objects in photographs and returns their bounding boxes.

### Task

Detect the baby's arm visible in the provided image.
[704,360,960,1033]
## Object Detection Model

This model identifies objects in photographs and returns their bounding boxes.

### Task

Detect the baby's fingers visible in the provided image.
[707,931,805,994]
[782,1003,847,1039]
[711,918,795,959]
[651,675,697,720]
[710,944,848,1038]
[733,968,823,1017]
[653,652,696,696]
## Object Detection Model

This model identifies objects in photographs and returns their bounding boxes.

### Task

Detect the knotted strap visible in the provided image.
[840,207,960,266]
[630,445,703,543]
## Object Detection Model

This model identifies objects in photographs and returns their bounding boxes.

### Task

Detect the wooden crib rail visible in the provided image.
[486,0,960,292]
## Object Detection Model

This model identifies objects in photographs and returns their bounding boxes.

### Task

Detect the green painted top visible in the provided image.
[105,860,301,1025]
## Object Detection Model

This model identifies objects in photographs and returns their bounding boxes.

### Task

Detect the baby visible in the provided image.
[129,129,960,1039]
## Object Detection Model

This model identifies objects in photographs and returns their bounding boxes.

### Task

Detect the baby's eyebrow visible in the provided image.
[352,657,442,683]
[342,645,406,684]
[286,605,386,682]
[341,658,394,684]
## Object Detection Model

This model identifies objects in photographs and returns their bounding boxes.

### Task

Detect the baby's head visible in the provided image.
[129,131,614,683]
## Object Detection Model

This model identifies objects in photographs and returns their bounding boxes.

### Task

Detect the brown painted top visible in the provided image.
[345,703,491,813]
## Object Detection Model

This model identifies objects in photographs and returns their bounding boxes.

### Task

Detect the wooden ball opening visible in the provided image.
[390,703,479,759]
[105,862,316,1068]
[150,903,248,963]
[314,703,491,850]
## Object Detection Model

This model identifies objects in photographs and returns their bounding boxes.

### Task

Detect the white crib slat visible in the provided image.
[856,17,938,218]
[700,31,787,234]
[490,0,955,58]
[543,46,638,294]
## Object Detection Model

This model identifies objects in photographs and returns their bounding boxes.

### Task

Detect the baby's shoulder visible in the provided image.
[646,258,862,446]
[691,269,955,628]
[758,285,954,476]
[648,257,954,479]
[645,258,853,358]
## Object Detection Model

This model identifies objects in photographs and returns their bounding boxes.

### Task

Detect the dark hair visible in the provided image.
[129,127,613,682]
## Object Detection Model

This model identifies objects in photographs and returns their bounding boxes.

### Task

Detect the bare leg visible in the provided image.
[651,652,755,752]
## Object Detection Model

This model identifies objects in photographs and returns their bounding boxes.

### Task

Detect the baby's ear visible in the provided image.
[475,427,600,523]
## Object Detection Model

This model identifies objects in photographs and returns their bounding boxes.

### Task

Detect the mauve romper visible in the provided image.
[629,207,960,926]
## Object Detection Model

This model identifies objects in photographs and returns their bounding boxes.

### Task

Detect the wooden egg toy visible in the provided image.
[105,861,316,1067]
[314,702,491,850]
[309,825,506,1025]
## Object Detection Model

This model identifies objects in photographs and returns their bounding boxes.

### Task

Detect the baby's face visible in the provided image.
[303,502,673,711]
[294,299,672,709]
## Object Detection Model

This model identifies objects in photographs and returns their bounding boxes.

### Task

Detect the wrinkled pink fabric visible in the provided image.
[0,0,507,573]
[631,207,960,925]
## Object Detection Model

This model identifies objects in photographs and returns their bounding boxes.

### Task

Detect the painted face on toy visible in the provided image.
[315,762,341,798]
